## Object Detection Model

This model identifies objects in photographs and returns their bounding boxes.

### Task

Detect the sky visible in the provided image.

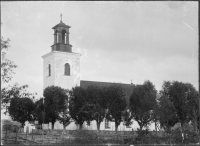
[1,1,199,99]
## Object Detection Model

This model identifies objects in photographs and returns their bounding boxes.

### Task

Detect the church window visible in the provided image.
[64,63,70,76]
[48,64,51,76]
[105,119,110,129]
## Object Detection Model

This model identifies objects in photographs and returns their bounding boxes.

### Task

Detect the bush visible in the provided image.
[32,129,48,135]
[137,129,149,136]
[183,130,199,144]
[2,119,21,132]
[123,137,133,144]
[131,129,149,144]
[170,127,198,144]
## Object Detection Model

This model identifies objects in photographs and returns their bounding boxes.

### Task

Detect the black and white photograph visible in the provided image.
[1,1,199,145]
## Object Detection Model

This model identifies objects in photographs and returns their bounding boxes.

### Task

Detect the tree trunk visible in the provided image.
[155,121,157,135]
[180,122,185,143]
[96,121,101,130]
[193,119,197,133]
[115,124,118,131]
[21,122,24,128]
[52,122,55,130]
[79,123,83,130]
[192,110,198,133]
[62,125,66,138]
[139,124,143,131]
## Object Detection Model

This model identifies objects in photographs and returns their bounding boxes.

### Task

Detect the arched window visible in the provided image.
[64,63,70,76]
[62,30,66,44]
[48,64,51,76]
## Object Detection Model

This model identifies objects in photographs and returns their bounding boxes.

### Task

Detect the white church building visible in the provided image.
[42,19,143,131]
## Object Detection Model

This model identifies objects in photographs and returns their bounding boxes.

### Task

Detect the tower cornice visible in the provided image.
[42,51,81,59]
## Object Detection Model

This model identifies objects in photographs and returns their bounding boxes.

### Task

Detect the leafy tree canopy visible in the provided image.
[2,84,36,114]
[69,86,88,130]
[8,97,35,127]
[43,86,69,129]
[122,109,133,127]
[158,95,178,133]
[86,85,108,130]
[1,35,36,114]
[106,84,127,131]
[1,37,17,84]
[34,98,46,125]
[160,81,199,134]
[130,80,157,131]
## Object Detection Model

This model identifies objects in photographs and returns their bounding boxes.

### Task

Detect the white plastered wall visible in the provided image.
[42,51,81,90]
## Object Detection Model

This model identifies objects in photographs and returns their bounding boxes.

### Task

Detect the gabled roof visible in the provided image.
[80,80,136,107]
[52,21,71,29]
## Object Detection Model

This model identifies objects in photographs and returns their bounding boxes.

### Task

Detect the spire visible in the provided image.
[60,14,62,22]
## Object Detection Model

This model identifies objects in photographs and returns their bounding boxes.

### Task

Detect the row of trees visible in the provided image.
[130,80,199,141]
[1,84,126,131]
[5,80,199,136]
[69,85,127,131]
[32,85,127,131]
[1,36,199,137]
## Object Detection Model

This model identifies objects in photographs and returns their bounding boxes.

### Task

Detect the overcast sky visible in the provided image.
[1,1,198,99]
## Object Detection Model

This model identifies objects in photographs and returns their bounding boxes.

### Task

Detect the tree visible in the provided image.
[161,81,199,138]
[58,109,71,129]
[34,98,45,128]
[106,84,127,131]
[1,34,38,128]
[57,91,71,129]
[1,37,17,84]
[86,85,108,130]
[2,84,36,114]
[43,86,69,129]
[186,84,199,133]
[8,97,35,127]
[122,109,133,127]
[69,87,88,130]
[80,102,95,126]
[151,99,160,134]
[129,80,157,131]
[158,95,178,133]
[1,36,17,110]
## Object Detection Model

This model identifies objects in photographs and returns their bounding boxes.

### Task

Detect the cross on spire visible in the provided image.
[60,14,62,22]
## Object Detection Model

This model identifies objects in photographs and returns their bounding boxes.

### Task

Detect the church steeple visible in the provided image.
[51,16,72,52]
[43,17,81,98]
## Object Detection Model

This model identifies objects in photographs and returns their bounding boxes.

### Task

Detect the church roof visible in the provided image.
[52,21,71,29]
[80,80,136,107]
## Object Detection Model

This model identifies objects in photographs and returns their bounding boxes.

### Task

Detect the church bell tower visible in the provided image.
[42,16,81,90]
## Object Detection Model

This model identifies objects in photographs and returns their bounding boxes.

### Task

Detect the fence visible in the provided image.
[1,128,136,145]
[1,126,38,145]
[1,127,199,145]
